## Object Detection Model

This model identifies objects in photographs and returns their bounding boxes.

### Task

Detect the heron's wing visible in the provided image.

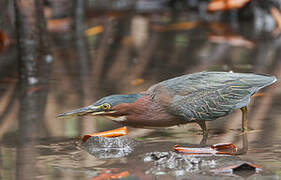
[149,72,276,121]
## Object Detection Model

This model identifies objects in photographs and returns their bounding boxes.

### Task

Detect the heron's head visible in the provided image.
[57,94,143,122]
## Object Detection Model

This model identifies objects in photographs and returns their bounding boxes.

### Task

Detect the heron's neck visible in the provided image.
[107,94,145,117]
[115,95,179,127]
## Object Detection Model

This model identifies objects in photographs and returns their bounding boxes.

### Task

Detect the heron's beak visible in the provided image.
[57,105,106,118]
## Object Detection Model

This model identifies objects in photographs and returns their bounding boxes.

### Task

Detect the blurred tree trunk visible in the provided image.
[14,0,50,179]
[73,0,97,134]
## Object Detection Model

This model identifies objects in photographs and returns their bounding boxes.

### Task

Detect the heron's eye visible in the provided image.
[102,103,110,110]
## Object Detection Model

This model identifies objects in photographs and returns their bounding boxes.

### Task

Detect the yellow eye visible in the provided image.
[102,103,110,110]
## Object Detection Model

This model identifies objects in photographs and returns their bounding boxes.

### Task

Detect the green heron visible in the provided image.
[57,71,276,136]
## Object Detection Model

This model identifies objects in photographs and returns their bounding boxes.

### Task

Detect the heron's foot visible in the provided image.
[82,126,128,142]
[233,133,248,155]
[195,120,208,144]
[203,129,209,136]
[239,131,247,136]
[238,129,261,136]
[200,130,208,144]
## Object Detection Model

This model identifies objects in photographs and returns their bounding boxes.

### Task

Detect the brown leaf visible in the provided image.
[151,21,199,32]
[210,162,261,173]
[271,7,281,36]
[26,85,46,95]
[85,26,104,36]
[208,34,255,48]
[44,7,52,19]
[0,31,10,52]
[0,77,17,84]
[121,36,133,46]
[174,143,239,155]
[208,22,231,34]
[130,78,144,86]
[207,0,250,12]
[82,126,128,142]
[47,18,72,33]
[92,169,130,180]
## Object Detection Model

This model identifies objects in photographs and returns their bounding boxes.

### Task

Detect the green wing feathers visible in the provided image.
[154,72,276,121]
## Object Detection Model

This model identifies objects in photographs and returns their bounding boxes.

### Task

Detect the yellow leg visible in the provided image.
[196,120,208,144]
[233,133,248,155]
[241,106,248,133]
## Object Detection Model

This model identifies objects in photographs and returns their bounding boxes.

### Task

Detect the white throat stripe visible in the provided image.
[104,116,127,122]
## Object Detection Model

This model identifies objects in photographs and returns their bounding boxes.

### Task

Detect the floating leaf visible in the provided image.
[174,143,239,155]
[130,78,144,86]
[92,169,130,180]
[26,85,46,95]
[82,126,128,142]
[271,7,281,36]
[208,22,230,34]
[0,77,17,84]
[44,7,52,19]
[151,21,199,32]
[0,31,10,52]
[208,34,255,48]
[85,26,104,36]
[47,18,72,32]
[207,0,250,12]
[210,162,262,173]
[121,36,133,46]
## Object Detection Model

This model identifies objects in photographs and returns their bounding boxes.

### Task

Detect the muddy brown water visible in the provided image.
[0,4,281,180]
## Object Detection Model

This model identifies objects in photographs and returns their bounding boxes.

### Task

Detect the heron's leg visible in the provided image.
[233,133,248,155]
[196,120,208,144]
[241,106,248,133]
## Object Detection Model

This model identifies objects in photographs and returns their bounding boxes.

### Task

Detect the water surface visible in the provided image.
[0,2,281,179]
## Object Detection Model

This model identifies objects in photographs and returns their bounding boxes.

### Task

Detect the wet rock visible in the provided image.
[144,151,202,175]
[211,162,263,178]
[80,136,136,159]
[143,151,274,179]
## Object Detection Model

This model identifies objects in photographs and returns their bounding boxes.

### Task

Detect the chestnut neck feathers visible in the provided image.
[110,95,185,128]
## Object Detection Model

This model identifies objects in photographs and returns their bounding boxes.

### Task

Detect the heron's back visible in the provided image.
[149,71,276,121]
